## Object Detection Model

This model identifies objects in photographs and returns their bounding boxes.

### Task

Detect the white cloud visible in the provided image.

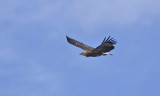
[0,1,160,96]
[1,0,159,37]
[64,0,160,28]
[1,0,159,25]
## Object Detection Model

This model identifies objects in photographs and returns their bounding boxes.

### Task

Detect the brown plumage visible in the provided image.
[66,36,116,57]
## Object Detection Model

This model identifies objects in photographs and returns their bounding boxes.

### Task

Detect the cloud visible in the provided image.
[2,0,159,26]
[0,1,160,96]
[0,58,65,96]
[1,0,159,37]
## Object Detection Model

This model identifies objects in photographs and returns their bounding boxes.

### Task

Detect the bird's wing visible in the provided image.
[66,36,94,51]
[91,36,116,54]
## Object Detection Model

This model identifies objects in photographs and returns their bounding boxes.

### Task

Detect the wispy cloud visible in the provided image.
[0,0,160,96]
[1,0,159,29]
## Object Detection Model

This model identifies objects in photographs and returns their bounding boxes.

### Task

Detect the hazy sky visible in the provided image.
[0,0,160,96]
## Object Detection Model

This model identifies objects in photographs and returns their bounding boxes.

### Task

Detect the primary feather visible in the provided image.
[91,36,116,54]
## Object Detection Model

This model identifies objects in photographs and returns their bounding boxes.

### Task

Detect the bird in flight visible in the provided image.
[66,36,116,57]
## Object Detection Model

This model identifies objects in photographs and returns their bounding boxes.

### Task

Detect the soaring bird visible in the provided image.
[66,36,116,57]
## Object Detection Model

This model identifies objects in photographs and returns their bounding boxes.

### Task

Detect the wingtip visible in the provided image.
[102,35,117,44]
[102,37,106,44]
[66,35,70,39]
[106,36,111,41]
[66,36,70,42]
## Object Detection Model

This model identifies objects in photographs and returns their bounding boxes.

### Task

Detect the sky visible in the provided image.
[0,0,160,96]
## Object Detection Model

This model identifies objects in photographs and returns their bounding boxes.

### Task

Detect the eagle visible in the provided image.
[66,36,116,57]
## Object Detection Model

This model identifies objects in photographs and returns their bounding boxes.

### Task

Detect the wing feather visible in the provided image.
[66,36,94,51]
[91,36,116,54]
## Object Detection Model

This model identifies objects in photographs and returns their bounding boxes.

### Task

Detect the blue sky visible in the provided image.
[0,0,160,96]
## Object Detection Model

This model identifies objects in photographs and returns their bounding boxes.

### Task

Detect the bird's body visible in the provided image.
[66,36,116,57]
[80,51,111,57]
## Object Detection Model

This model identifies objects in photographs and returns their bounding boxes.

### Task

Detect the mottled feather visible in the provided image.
[66,36,94,51]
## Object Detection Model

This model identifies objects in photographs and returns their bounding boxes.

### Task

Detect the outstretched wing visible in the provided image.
[91,36,116,54]
[66,36,94,51]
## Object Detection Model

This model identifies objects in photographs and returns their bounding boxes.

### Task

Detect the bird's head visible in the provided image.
[80,52,85,55]
[80,52,88,56]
